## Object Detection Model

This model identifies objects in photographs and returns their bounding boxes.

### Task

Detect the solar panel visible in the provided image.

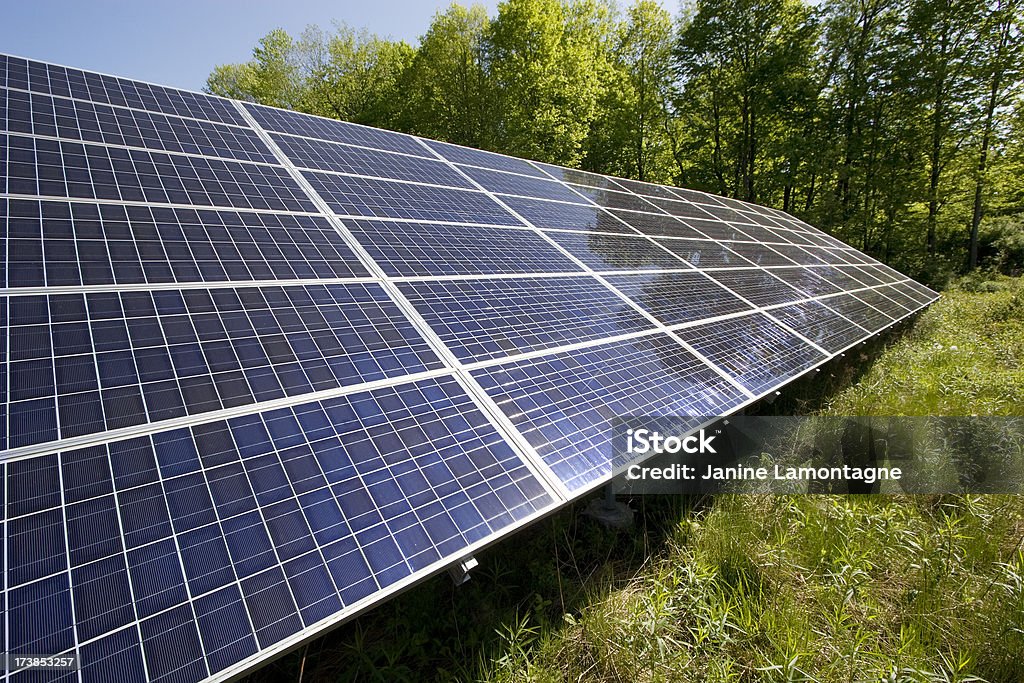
[1,53,938,683]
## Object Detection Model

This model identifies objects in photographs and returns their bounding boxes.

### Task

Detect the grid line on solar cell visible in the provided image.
[4,55,247,126]
[5,134,317,212]
[604,272,754,326]
[726,242,797,267]
[855,287,913,316]
[608,209,705,239]
[472,333,749,492]
[768,267,844,298]
[303,171,523,225]
[457,165,587,204]
[2,88,277,164]
[612,177,681,199]
[426,139,549,178]
[645,196,719,221]
[3,198,370,288]
[4,374,554,680]
[244,103,430,158]
[532,163,628,190]
[654,237,752,269]
[768,300,870,353]
[344,219,585,277]
[397,276,655,364]
[874,284,921,311]
[676,313,827,395]
[4,283,444,449]
[270,134,475,189]
[819,292,895,332]
[704,268,805,307]
[568,185,662,212]
[544,231,690,271]
[678,217,757,242]
[497,196,639,234]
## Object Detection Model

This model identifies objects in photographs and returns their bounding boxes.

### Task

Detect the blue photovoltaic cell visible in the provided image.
[3,55,247,126]
[726,242,797,267]
[769,266,844,298]
[472,333,748,492]
[605,272,753,326]
[570,185,660,213]
[5,283,443,448]
[5,134,317,212]
[3,198,369,288]
[498,196,638,234]
[544,231,689,271]
[398,276,654,363]
[3,375,554,681]
[704,268,806,307]
[244,102,430,158]
[426,139,549,178]
[822,292,896,332]
[654,237,752,269]
[457,165,586,203]
[303,171,523,225]
[2,88,278,164]
[609,209,706,239]
[344,219,584,277]
[533,163,627,190]
[769,300,869,353]
[676,313,827,395]
[646,196,720,221]
[271,133,475,189]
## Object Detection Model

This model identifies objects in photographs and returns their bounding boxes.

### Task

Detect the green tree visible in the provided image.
[487,0,613,165]
[587,1,676,182]
[206,28,305,108]
[675,0,818,203]
[404,4,493,147]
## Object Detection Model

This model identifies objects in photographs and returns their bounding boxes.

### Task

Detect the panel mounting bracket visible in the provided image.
[448,556,479,585]
[583,484,634,529]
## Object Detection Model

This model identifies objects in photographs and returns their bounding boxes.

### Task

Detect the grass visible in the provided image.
[245,277,1024,683]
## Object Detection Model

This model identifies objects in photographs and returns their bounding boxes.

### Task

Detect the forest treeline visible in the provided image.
[206,0,1024,284]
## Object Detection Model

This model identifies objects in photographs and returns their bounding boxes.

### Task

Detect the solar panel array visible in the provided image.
[0,54,938,683]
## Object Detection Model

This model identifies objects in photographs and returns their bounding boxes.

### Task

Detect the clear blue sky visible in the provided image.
[0,0,503,93]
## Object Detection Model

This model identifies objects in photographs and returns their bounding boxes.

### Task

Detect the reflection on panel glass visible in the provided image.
[725,242,796,267]
[611,209,706,239]
[345,220,584,276]
[427,139,549,177]
[501,196,638,234]
[769,300,869,353]
[472,332,748,491]
[821,293,895,332]
[769,267,844,297]
[656,238,752,269]
[459,166,584,203]
[705,268,805,307]
[606,271,753,326]
[545,231,689,271]
[677,312,826,395]
[399,276,653,363]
